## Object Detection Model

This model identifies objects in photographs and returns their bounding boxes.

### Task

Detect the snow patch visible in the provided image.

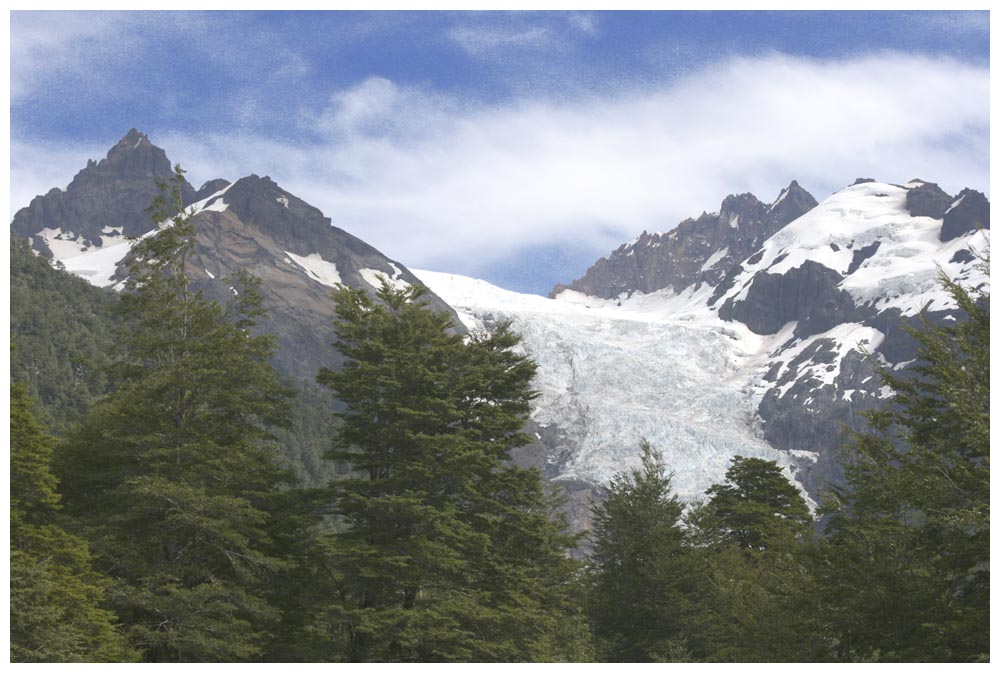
[285,251,342,288]
[360,264,410,292]
[700,247,729,273]
[187,182,233,215]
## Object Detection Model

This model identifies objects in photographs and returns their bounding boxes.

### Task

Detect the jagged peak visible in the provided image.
[115,128,152,149]
[770,179,816,210]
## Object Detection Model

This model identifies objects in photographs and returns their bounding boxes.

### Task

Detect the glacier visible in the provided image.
[413,269,810,504]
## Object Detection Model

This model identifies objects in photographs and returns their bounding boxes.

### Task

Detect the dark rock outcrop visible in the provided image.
[12,129,197,255]
[905,180,952,219]
[191,179,231,202]
[718,261,860,338]
[941,188,990,242]
[551,181,817,300]
[11,130,460,383]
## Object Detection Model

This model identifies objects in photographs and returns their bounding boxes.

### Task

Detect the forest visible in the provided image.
[10,175,990,663]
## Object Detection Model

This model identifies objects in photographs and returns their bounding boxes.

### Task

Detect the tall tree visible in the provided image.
[55,167,297,662]
[702,456,812,551]
[587,441,702,662]
[819,263,989,662]
[10,383,133,662]
[316,281,586,662]
[687,457,825,662]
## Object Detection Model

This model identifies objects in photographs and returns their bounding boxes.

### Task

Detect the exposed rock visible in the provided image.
[718,261,859,338]
[12,129,197,254]
[550,181,817,300]
[941,188,990,242]
[11,130,460,384]
[192,179,231,202]
[905,180,952,219]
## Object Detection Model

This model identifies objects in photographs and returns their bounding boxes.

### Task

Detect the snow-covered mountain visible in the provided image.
[10,130,459,380]
[11,129,989,532]
[538,177,988,512]
[414,269,815,512]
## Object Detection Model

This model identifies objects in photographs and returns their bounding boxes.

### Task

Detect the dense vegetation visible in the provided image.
[9,174,989,662]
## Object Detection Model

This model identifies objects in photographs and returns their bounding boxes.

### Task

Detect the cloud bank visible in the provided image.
[12,52,989,289]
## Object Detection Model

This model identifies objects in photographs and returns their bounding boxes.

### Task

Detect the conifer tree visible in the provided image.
[687,457,825,662]
[317,281,585,662]
[10,383,133,662]
[819,263,990,662]
[55,167,297,662]
[587,441,701,662]
[702,456,811,551]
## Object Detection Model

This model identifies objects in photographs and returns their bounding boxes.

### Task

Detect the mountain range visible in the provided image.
[10,129,990,531]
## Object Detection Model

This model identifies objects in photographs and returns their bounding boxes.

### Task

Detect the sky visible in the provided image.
[9,9,990,295]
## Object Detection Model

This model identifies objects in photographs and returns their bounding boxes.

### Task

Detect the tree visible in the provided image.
[587,441,702,662]
[10,383,133,662]
[702,456,812,551]
[687,457,824,662]
[10,235,116,433]
[55,167,298,662]
[819,263,989,662]
[316,280,585,662]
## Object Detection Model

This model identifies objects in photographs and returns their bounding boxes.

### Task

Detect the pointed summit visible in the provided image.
[116,128,151,148]
[11,129,196,252]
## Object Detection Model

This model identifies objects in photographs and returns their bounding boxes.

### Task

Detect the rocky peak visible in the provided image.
[11,129,196,252]
[192,179,232,203]
[768,180,818,221]
[719,192,766,226]
[905,180,952,219]
[941,188,990,242]
[552,181,817,300]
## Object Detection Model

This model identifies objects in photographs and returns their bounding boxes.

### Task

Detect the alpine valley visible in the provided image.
[11,129,990,531]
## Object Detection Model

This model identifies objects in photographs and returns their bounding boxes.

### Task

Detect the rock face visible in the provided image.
[10,130,459,383]
[551,181,817,299]
[941,188,990,242]
[12,129,198,257]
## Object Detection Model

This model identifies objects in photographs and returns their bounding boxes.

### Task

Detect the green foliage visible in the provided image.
[680,457,822,661]
[10,383,133,662]
[316,280,586,662]
[10,235,117,433]
[819,263,990,662]
[702,455,812,551]
[587,441,702,662]
[55,167,300,662]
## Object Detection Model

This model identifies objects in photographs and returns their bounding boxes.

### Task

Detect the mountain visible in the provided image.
[550,181,818,299]
[10,130,459,381]
[11,130,990,533]
[535,178,989,510]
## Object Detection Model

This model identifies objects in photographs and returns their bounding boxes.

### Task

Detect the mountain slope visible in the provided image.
[10,130,459,382]
[551,181,817,299]
[544,178,988,503]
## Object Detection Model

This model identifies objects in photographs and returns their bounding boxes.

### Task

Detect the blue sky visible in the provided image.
[10,10,990,295]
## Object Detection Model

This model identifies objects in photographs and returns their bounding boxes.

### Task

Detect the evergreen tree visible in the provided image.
[11,235,117,433]
[587,441,702,662]
[55,167,298,662]
[702,456,812,551]
[10,383,133,662]
[687,457,825,662]
[819,264,990,662]
[316,280,585,662]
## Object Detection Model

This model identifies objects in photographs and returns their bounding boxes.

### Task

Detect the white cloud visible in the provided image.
[10,12,137,102]
[11,53,989,284]
[448,23,554,56]
[566,12,599,37]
